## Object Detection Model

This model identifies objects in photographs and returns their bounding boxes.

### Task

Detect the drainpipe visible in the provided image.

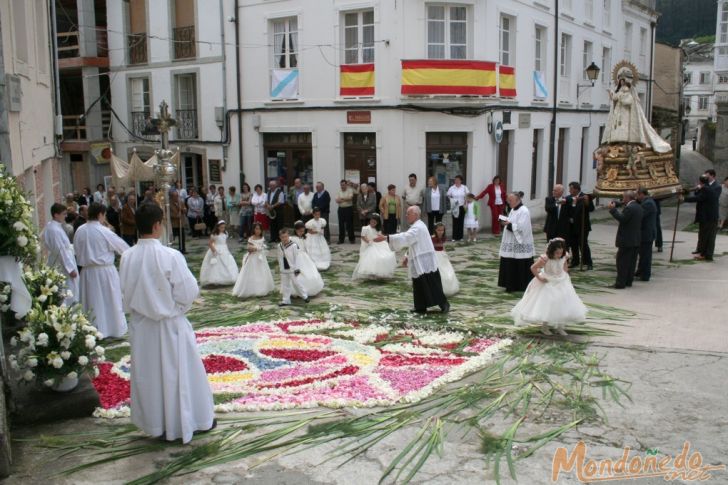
[647,20,656,123]
[548,0,559,190]
[50,0,62,158]
[234,0,244,186]
[219,0,228,167]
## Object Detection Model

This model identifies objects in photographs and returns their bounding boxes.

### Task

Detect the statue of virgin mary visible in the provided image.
[601,67,672,153]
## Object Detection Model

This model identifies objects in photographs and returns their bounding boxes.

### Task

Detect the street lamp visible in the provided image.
[577,62,601,99]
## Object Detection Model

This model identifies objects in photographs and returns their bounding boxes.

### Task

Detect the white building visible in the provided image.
[106,0,229,192]
[683,41,718,137]
[0,0,59,228]
[226,0,659,230]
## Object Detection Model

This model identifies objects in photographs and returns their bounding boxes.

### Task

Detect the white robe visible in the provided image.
[42,220,79,305]
[119,238,214,443]
[73,221,129,337]
[498,205,535,259]
[388,220,438,278]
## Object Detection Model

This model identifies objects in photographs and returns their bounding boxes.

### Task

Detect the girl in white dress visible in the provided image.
[463,193,480,243]
[304,208,331,270]
[199,221,239,287]
[352,214,397,280]
[432,223,459,296]
[511,238,588,336]
[290,221,324,297]
[232,222,275,298]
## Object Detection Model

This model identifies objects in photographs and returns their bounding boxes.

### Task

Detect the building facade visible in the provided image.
[652,42,682,152]
[106,0,228,192]
[228,0,659,230]
[682,40,717,138]
[0,0,59,228]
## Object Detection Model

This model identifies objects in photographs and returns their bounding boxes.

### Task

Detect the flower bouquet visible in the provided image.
[0,164,39,262]
[22,264,73,310]
[0,282,10,313]
[9,304,105,389]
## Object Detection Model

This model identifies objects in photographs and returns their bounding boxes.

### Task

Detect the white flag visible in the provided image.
[533,71,548,99]
[271,69,299,99]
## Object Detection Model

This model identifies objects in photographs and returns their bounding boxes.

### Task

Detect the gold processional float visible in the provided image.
[593,61,682,199]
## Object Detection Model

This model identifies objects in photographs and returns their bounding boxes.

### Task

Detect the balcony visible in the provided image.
[61,111,111,141]
[56,29,109,69]
[400,60,497,96]
[128,33,148,65]
[173,26,196,60]
[131,111,152,137]
[175,109,198,139]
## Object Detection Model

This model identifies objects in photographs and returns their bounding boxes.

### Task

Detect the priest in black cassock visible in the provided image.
[374,206,449,313]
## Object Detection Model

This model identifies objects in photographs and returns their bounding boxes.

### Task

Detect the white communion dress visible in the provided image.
[199,233,239,286]
[290,235,324,297]
[304,218,331,270]
[352,225,397,279]
[511,255,588,328]
[232,237,275,298]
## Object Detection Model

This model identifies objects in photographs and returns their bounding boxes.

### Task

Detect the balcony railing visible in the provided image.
[128,33,148,65]
[62,110,111,140]
[131,110,151,137]
[173,26,196,60]
[175,109,198,139]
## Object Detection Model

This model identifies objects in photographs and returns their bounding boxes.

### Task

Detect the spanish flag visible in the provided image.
[401,60,496,95]
[340,64,375,96]
[499,65,516,97]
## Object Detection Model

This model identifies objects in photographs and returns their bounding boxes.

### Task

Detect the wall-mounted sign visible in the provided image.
[209,159,222,183]
[347,111,371,124]
[494,121,504,144]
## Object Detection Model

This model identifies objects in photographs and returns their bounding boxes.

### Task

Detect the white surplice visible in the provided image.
[388,220,438,278]
[498,205,535,259]
[42,220,79,305]
[119,238,214,443]
[73,221,129,337]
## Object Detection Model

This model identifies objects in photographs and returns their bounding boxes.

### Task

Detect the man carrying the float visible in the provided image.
[73,202,129,338]
[375,206,449,313]
[42,203,79,305]
[119,204,215,443]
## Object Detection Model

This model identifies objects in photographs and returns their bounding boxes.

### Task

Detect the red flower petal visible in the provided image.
[259,348,336,362]
[92,362,131,409]
[203,354,249,374]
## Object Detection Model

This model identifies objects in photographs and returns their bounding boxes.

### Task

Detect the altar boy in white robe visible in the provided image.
[119,204,215,443]
[73,203,129,338]
[375,206,449,313]
[42,203,79,305]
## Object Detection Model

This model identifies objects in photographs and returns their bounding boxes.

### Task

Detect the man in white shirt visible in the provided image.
[73,203,130,338]
[120,203,215,443]
[375,206,449,313]
[297,184,314,222]
[402,173,423,229]
[42,203,79,305]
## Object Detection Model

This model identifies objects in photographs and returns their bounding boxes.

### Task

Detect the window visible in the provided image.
[127,0,147,65]
[685,72,692,84]
[500,15,515,66]
[130,77,150,136]
[721,2,728,44]
[639,27,647,56]
[343,10,374,64]
[426,5,467,59]
[175,74,198,139]
[624,22,633,57]
[12,0,28,64]
[700,72,711,84]
[719,75,728,83]
[273,17,298,68]
[34,0,48,74]
[560,33,572,77]
[534,26,546,72]
[582,41,593,80]
[601,46,611,83]
[603,0,611,29]
[698,96,709,110]
[585,0,594,22]
[172,0,196,59]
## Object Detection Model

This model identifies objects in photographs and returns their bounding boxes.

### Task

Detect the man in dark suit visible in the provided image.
[684,174,720,261]
[567,181,594,270]
[609,190,643,289]
[544,184,572,242]
[266,180,285,243]
[313,181,331,242]
[635,188,657,281]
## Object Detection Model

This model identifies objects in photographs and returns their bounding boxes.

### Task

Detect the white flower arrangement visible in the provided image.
[0,282,12,313]
[0,163,39,261]
[12,304,104,387]
[22,264,71,311]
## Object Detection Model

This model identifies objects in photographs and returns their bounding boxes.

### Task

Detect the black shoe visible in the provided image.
[691,250,701,255]
[657,247,663,253]
[586,265,593,271]
[640,278,650,282]
[278,302,291,307]
[303,297,310,303]
[440,303,450,314]
[409,308,426,314]
[626,283,632,287]
[634,271,642,277]
[194,419,218,435]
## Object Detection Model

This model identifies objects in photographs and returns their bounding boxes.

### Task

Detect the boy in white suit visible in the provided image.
[277,228,309,306]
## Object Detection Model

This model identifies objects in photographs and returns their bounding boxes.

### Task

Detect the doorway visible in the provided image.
[497,130,511,190]
[182,153,203,190]
[344,133,377,230]
[263,133,313,225]
[557,128,568,185]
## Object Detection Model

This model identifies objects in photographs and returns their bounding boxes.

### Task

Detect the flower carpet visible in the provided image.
[92,319,510,417]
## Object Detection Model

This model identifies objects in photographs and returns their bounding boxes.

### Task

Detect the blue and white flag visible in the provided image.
[271,69,299,99]
[533,70,548,99]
